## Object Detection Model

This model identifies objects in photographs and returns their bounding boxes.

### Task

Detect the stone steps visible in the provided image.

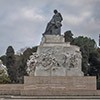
[21,89,100,96]
[1,89,100,96]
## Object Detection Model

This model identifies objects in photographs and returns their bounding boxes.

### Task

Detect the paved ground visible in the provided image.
[1,95,100,100]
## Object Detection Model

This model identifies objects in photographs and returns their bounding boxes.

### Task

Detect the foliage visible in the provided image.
[6,46,15,57]
[64,30,73,42]
[0,74,11,84]
[71,36,97,75]
[0,55,6,65]
[0,46,38,84]
[16,46,38,83]
[6,46,18,83]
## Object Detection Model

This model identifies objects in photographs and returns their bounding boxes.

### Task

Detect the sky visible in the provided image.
[0,0,100,56]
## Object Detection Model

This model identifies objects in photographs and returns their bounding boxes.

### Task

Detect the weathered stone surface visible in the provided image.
[41,35,65,43]
[24,76,96,90]
[0,76,97,96]
[0,84,23,90]
[27,35,84,76]
[21,89,100,96]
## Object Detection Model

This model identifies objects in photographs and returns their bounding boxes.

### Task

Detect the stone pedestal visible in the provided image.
[27,35,84,76]
[41,35,65,43]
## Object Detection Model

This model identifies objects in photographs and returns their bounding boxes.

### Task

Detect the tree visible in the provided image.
[0,46,38,84]
[88,51,100,76]
[17,46,38,83]
[64,30,73,42]
[6,46,18,83]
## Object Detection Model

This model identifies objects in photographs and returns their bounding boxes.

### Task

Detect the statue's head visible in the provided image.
[54,9,58,14]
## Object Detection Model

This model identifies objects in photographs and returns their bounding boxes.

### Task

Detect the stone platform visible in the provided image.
[0,76,96,95]
[24,76,96,91]
[0,76,99,99]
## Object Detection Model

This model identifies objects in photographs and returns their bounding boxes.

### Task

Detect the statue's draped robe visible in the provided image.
[44,12,63,35]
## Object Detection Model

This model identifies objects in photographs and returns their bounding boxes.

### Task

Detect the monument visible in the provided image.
[24,10,96,94]
[24,10,96,95]
[27,10,84,76]
[0,10,97,99]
